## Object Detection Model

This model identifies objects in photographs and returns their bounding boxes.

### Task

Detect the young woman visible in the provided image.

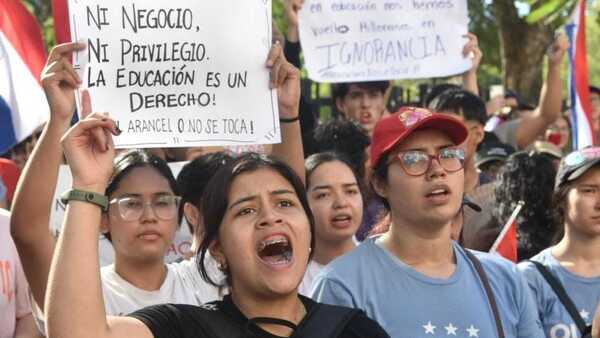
[299,152,364,295]
[46,120,389,337]
[518,148,600,338]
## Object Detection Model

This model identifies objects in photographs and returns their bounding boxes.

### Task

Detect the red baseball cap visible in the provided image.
[370,107,468,168]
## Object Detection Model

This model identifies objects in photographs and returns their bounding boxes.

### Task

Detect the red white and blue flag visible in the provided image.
[0,0,48,154]
[566,0,595,149]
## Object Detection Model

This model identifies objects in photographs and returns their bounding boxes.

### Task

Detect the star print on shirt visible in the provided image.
[466,325,480,337]
[580,309,590,321]
[444,323,458,336]
[423,321,436,335]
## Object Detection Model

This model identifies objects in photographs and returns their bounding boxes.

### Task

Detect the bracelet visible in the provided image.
[279,116,300,123]
[60,189,108,211]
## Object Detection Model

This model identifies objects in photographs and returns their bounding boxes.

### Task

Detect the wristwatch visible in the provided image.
[60,189,108,211]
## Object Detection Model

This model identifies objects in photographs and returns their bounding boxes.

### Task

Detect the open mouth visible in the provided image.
[331,214,352,228]
[257,235,293,267]
[426,188,449,198]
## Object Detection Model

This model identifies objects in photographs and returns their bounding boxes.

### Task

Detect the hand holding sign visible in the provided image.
[41,42,86,122]
[61,92,120,191]
[267,43,301,119]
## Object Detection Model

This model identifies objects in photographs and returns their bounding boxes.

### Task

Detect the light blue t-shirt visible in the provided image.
[311,238,544,338]
[518,248,599,338]
[0,177,6,202]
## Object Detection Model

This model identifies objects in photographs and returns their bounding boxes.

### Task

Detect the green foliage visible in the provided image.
[22,0,55,50]
[526,0,577,26]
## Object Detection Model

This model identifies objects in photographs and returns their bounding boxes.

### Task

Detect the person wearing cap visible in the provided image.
[475,142,516,181]
[311,107,544,338]
[518,147,600,338]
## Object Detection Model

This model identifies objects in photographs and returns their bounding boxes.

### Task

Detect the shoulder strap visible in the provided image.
[464,250,506,338]
[529,260,589,335]
[295,302,360,338]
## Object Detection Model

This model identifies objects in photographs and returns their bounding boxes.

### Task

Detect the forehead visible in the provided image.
[308,161,357,188]
[347,84,379,94]
[393,129,454,152]
[228,168,296,199]
[112,166,172,195]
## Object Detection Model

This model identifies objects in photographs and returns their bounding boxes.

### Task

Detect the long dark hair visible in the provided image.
[493,152,556,259]
[197,153,316,287]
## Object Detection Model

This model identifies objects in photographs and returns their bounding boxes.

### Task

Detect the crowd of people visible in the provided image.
[1,0,600,337]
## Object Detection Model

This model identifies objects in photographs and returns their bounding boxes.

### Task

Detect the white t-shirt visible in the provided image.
[0,209,33,338]
[101,256,223,316]
[298,260,325,297]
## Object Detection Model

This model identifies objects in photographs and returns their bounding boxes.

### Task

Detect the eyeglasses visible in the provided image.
[109,195,181,222]
[391,148,465,176]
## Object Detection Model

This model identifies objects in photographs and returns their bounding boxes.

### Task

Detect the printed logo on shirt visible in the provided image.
[549,309,591,338]
[0,260,14,304]
[422,321,481,337]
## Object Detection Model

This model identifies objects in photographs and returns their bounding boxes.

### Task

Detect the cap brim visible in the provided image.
[475,156,506,168]
[565,158,600,183]
[378,115,468,163]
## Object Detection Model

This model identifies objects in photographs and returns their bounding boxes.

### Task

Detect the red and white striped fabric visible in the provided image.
[0,0,48,154]
[567,0,595,149]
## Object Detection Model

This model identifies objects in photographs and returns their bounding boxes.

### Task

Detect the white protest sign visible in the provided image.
[69,0,280,148]
[298,0,471,82]
[50,162,192,266]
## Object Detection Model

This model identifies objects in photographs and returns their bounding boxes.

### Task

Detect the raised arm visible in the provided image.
[45,115,151,338]
[10,42,85,307]
[515,33,569,149]
[267,43,306,183]
[461,33,482,96]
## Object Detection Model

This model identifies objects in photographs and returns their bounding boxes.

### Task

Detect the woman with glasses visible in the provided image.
[311,107,545,338]
[518,148,600,338]
[93,148,218,315]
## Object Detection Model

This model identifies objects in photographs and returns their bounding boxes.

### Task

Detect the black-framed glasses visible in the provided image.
[391,148,465,176]
[109,195,181,222]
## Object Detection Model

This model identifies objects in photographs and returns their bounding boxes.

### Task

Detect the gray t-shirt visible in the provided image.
[312,238,544,338]
[518,248,599,338]
[493,119,521,149]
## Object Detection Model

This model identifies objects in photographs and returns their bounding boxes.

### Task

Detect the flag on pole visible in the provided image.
[0,0,49,155]
[51,0,71,44]
[490,201,524,263]
[566,0,595,149]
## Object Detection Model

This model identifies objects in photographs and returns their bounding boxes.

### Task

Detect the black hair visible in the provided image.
[104,149,178,241]
[371,152,392,212]
[429,89,487,125]
[176,152,234,233]
[197,153,315,287]
[589,86,600,96]
[423,83,461,108]
[305,152,367,208]
[493,152,556,260]
[331,81,390,102]
[312,118,370,179]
